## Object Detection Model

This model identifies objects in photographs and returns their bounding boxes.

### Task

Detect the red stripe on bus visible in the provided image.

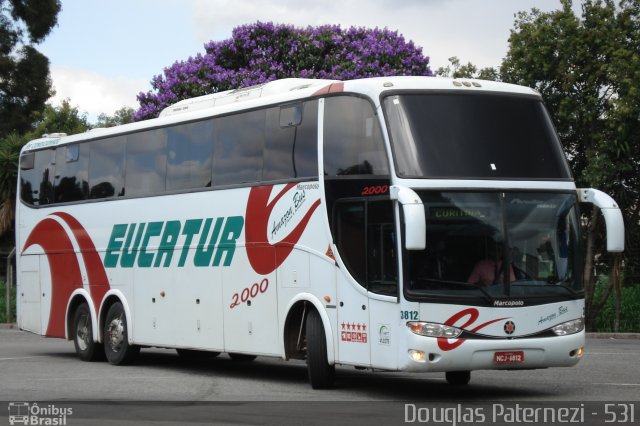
[52,212,110,313]
[23,218,83,337]
[246,184,321,275]
[312,82,345,96]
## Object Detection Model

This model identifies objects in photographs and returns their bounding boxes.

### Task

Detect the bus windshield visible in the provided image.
[383,93,572,180]
[405,192,582,304]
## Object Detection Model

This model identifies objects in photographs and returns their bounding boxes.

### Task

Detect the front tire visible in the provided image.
[73,303,104,361]
[103,302,139,365]
[306,308,335,389]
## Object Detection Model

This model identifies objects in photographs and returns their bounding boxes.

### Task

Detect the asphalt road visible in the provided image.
[1,329,638,425]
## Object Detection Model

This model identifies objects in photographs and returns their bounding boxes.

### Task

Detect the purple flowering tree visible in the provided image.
[134,22,432,120]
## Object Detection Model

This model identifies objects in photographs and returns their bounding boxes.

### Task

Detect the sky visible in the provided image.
[39,0,583,121]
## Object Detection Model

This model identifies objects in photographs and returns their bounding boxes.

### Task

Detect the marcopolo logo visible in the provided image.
[104,216,244,269]
[8,402,72,425]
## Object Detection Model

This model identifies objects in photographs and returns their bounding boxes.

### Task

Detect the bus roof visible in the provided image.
[21,76,539,153]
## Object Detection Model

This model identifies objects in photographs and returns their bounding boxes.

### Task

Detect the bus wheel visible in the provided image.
[176,349,220,360]
[73,303,104,361]
[445,371,471,386]
[228,353,257,362]
[104,302,139,365]
[306,308,335,389]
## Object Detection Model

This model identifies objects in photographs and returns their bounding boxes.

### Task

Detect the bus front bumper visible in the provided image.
[400,331,585,373]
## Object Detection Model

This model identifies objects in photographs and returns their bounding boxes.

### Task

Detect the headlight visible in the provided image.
[407,321,462,338]
[552,318,585,336]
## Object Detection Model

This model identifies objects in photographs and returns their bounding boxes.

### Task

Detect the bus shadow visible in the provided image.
[134,350,556,400]
[42,348,561,400]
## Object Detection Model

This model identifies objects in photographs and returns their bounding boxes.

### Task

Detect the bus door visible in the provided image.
[334,200,371,365]
[18,254,42,333]
[333,199,398,366]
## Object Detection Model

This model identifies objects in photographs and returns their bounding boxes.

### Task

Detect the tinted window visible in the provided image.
[333,199,397,295]
[20,149,55,205]
[405,191,582,302]
[166,120,214,190]
[20,100,320,206]
[263,101,318,180]
[324,96,389,176]
[89,136,125,199]
[384,93,572,179]
[125,129,167,197]
[214,110,264,186]
[54,144,89,202]
[334,201,366,285]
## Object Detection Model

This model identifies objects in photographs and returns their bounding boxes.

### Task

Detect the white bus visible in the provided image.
[16,77,624,388]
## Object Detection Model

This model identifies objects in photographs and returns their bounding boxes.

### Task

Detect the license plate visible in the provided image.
[494,351,525,364]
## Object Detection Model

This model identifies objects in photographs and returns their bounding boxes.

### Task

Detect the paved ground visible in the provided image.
[1,329,638,425]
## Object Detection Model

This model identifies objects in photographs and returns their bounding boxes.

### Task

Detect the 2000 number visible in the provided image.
[230,278,269,309]
[361,185,388,196]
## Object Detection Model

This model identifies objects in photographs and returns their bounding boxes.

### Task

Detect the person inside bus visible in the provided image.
[467,244,517,286]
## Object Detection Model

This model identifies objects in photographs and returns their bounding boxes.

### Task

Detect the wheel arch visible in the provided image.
[282,293,334,364]
[65,289,96,342]
[98,290,133,344]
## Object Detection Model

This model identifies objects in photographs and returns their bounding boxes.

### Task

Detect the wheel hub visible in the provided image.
[107,315,125,352]
[76,315,90,351]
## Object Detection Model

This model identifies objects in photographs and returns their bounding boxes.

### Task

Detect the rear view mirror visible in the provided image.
[390,185,426,250]
[577,188,625,252]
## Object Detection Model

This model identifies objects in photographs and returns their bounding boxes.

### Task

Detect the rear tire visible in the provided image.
[445,370,471,386]
[103,302,139,365]
[73,303,105,361]
[305,308,335,389]
[228,353,257,362]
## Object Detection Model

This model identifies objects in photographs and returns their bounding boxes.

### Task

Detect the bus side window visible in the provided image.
[214,109,264,186]
[21,148,56,206]
[166,120,214,191]
[333,199,398,295]
[323,96,389,176]
[334,201,367,288]
[19,153,36,205]
[263,100,319,181]
[126,129,168,197]
[54,144,89,202]
[366,200,398,296]
[89,136,125,199]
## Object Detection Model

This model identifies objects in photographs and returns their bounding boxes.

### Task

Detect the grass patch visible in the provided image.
[594,284,640,332]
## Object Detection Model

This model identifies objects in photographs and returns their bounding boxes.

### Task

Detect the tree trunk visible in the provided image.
[611,253,622,332]
[583,206,599,330]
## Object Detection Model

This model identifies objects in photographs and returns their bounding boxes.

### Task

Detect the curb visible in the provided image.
[587,332,640,340]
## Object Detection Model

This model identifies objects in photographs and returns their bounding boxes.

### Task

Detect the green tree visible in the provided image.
[500,0,640,330]
[0,133,23,235]
[0,100,90,238]
[96,106,134,128]
[437,56,499,80]
[0,0,62,138]
[30,99,91,137]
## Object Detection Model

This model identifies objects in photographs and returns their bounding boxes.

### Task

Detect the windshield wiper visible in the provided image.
[547,279,581,296]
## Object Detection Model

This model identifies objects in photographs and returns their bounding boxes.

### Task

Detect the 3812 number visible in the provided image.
[401,310,419,320]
